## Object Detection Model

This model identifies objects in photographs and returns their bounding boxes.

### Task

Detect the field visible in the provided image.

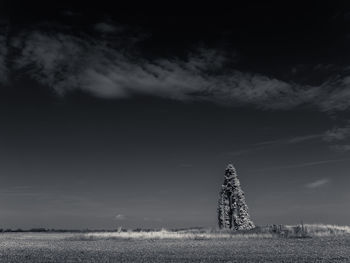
[0,226,350,262]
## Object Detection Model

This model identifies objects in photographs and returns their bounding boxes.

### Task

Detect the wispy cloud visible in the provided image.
[254,133,323,147]
[323,123,350,142]
[329,144,350,152]
[252,124,350,154]
[288,134,324,143]
[115,214,126,220]
[254,122,350,149]
[0,22,350,112]
[305,178,330,189]
[319,75,350,111]
[322,122,350,152]
[227,120,350,157]
[252,158,350,172]
[227,133,323,156]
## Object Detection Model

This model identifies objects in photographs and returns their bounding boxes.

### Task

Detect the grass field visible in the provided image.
[0,227,349,262]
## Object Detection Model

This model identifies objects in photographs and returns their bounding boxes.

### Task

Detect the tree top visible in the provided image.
[226,164,235,171]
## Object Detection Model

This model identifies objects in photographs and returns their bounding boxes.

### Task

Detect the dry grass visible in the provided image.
[77,230,272,241]
[65,224,350,241]
[303,224,350,237]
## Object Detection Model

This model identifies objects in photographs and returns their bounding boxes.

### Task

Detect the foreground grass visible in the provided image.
[0,227,349,263]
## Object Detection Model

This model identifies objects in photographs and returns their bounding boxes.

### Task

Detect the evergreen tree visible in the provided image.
[217,164,255,230]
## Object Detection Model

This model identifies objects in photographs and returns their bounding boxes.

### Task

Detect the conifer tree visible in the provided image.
[217,164,255,230]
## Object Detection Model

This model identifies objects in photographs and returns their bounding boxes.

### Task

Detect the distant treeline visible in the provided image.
[0,225,305,235]
[0,228,119,233]
[0,226,209,233]
[0,228,167,233]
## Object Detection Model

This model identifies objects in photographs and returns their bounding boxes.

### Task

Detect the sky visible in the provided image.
[1,2,350,229]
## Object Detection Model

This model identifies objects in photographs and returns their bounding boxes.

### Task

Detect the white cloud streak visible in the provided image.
[305,178,330,189]
[254,133,324,147]
[228,126,350,157]
[252,158,350,172]
[115,214,126,220]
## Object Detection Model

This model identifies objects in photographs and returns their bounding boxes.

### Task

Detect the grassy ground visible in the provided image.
[0,232,349,262]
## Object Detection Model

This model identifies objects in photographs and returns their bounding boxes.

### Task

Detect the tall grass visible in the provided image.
[65,224,350,241]
[68,229,272,241]
[303,224,350,236]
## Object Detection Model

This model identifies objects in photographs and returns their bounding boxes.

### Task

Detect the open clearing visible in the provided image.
[0,232,349,262]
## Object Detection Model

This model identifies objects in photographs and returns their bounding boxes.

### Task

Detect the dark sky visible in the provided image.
[1,2,350,229]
